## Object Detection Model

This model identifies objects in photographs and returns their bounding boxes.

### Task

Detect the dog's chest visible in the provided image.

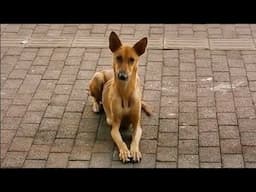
[120,99,131,115]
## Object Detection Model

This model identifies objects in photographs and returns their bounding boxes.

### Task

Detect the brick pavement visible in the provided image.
[1,24,256,168]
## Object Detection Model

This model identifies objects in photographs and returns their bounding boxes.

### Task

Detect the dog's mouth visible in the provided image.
[117,71,128,81]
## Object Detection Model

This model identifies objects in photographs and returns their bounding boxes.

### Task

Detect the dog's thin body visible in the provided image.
[89,32,151,163]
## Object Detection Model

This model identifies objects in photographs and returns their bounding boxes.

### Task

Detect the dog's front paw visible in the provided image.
[119,146,131,163]
[130,146,142,163]
[92,102,100,113]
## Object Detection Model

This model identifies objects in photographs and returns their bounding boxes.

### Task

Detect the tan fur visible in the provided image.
[88,32,151,163]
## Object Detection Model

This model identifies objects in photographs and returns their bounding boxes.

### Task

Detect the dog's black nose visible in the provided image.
[118,72,128,81]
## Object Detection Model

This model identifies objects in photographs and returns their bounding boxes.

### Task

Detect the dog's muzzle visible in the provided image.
[117,71,128,81]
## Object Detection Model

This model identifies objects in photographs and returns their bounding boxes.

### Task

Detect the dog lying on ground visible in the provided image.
[88,31,152,163]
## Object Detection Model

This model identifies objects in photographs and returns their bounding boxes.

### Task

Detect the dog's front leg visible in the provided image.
[130,122,142,162]
[111,120,131,163]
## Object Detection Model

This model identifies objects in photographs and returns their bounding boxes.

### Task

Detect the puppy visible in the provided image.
[88,31,151,163]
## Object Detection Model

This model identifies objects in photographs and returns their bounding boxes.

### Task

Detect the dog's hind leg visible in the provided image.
[89,72,105,113]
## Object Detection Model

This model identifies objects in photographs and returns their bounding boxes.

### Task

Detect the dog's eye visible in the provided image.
[116,55,122,63]
[129,57,134,64]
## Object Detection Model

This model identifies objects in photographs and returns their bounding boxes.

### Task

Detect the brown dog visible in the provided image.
[88,31,151,163]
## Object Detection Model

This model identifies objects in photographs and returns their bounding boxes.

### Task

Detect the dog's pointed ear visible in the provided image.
[109,31,122,52]
[133,37,147,56]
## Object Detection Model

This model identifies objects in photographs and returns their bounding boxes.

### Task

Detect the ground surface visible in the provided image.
[1,24,256,168]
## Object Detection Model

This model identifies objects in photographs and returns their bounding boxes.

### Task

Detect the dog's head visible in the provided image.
[109,31,147,82]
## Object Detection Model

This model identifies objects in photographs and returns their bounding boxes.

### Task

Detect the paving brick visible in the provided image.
[133,154,156,168]
[27,145,50,160]
[23,160,46,168]
[198,96,215,107]
[143,90,160,101]
[213,72,230,82]
[199,147,221,162]
[196,59,211,68]
[234,97,253,107]
[217,113,237,125]
[9,137,33,152]
[18,75,41,94]
[57,124,78,139]
[28,100,49,111]
[160,106,177,119]
[160,96,178,107]
[46,153,69,168]
[221,139,242,154]
[216,100,235,112]
[73,80,89,90]
[157,147,177,162]
[179,140,198,154]
[197,87,214,97]
[233,87,251,97]
[199,119,218,132]
[76,70,94,80]
[34,131,56,145]
[144,81,161,91]
[222,154,244,168]
[156,162,177,168]
[158,132,177,147]
[180,62,195,72]
[70,145,92,160]
[245,162,256,168]
[68,48,85,56]
[9,69,27,79]
[200,162,221,168]
[241,132,256,145]
[20,52,37,61]
[66,100,85,112]
[78,118,99,133]
[243,146,256,161]
[51,139,74,153]
[178,155,199,168]
[179,113,197,125]
[50,94,69,106]
[0,130,16,144]
[38,48,53,56]
[3,79,23,89]
[1,152,27,168]
[92,141,114,153]
[159,119,178,132]
[179,102,196,113]
[68,161,89,168]
[236,107,256,119]
[238,119,256,132]
[6,105,27,117]
[28,66,46,76]
[43,70,61,80]
[141,125,158,140]
[62,112,82,126]
[179,126,198,139]
[54,84,72,95]
[89,153,112,168]
[140,140,157,154]
[23,111,44,124]
[198,107,217,119]
[199,132,219,146]
[249,81,256,91]
[33,91,53,100]
[44,106,65,118]
[2,117,22,130]
[13,93,33,105]
[219,126,240,139]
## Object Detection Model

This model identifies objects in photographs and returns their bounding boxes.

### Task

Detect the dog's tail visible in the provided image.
[141,101,153,116]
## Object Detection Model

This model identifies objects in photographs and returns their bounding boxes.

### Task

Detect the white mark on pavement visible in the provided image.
[210,81,245,92]
[21,40,28,44]
[201,77,213,81]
